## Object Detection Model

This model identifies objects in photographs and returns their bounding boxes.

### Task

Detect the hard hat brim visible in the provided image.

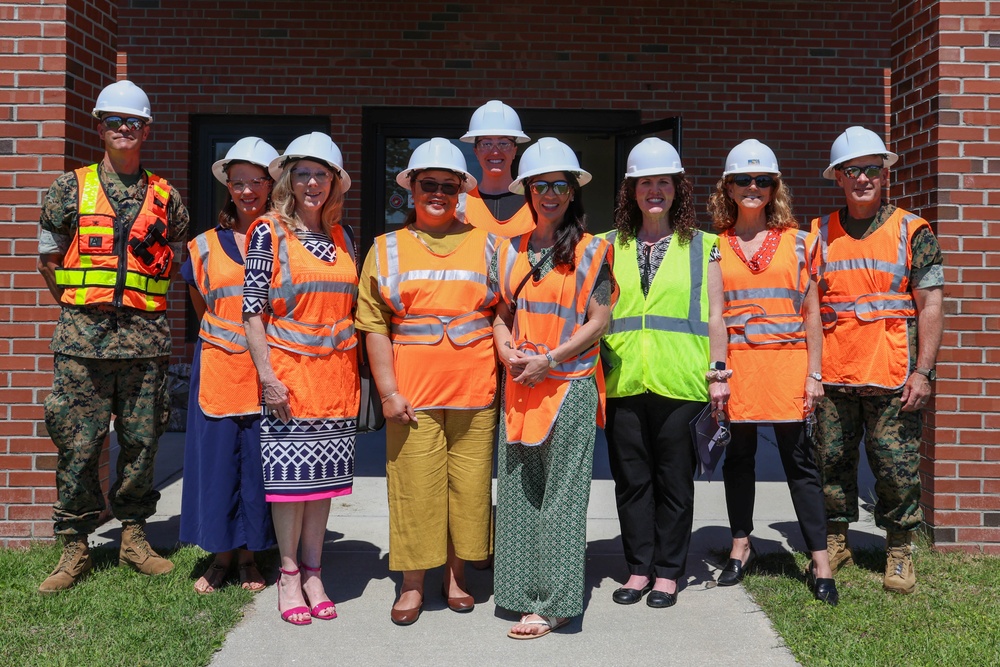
[625,167,684,178]
[459,130,530,144]
[268,155,352,194]
[91,108,153,124]
[822,151,899,180]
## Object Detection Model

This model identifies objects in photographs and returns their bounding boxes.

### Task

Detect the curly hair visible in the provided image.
[612,174,698,248]
[217,161,272,230]
[522,172,587,270]
[706,175,797,231]
[268,158,344,238]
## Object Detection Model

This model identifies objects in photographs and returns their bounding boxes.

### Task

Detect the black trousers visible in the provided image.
[721,422,827,553]
[605,394,702,580]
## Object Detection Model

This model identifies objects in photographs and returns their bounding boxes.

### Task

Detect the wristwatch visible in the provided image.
[710,361,727,371]
[807,372,823,382]
[545,352,558,369]
[914,367,937,381]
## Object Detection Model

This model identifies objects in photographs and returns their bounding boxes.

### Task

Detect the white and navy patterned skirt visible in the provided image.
[260,414,357,497]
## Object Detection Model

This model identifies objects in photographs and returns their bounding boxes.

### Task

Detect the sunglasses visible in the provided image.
[228,178,270,191]
[528,180,572,196]
[732,174,775,189]
[417,180,461,195]
[839,165,883,179]
[101,116,146,132]
[476,139,515,152]
[292,169,333,184]
[714,410,732,447]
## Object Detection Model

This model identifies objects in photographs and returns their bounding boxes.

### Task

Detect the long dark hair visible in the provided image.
[612,174,697,247]
[217,160,272,230]
[523,172,586,270]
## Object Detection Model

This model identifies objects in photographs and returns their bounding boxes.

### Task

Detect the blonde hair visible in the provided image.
[707,176,797,232]
[268,159,344,238]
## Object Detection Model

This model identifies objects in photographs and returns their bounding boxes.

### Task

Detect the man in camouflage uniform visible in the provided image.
[812,127,943,594]
[36,80,190,593]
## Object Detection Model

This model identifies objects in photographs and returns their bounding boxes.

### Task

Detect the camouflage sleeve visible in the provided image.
[910,226,944,288]
[38,172,78,255]
[166,187,191,245]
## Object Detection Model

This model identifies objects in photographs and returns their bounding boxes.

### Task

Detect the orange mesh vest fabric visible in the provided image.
[464,187,535,238]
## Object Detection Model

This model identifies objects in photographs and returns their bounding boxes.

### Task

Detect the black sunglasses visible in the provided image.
[732,174,775,189]
[839,165,883,179]
[418,180,461,195]
[101,116,146,132]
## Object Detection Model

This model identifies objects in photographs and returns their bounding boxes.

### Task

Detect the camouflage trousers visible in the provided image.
[44,354,171,535]
[815,391,923,532]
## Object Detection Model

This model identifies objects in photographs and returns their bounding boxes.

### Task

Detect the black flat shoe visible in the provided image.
[806,561,839,606]
[646,590,678,608]
[611,581,653,605]
[717,542,756,587]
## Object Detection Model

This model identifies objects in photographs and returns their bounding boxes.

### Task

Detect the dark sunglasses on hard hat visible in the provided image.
[417,180,461,195]
[839,164,883,179]
[731,174,775,189]
[101,116,146,131]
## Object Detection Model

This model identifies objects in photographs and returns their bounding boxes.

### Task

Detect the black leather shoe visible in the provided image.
[806,561,839,606]
[717,542,756,587]
[646,590,678,608]
[611,581,653,605]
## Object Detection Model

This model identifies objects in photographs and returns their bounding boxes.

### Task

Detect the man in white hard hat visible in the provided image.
[36,79,190,592]
[460,100,534,238]
[811,126,943,595]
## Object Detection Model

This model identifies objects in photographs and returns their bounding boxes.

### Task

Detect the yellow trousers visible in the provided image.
[386,404,497,571]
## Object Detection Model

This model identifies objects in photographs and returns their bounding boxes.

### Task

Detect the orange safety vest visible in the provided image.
[464,187,535,238]
[720,227,818,423]
[497,233,615,446]
[55,164,174,311]
[187,229,260,417]
[374,226,499,410]
[252,216,360,420]
[814,207,927,389]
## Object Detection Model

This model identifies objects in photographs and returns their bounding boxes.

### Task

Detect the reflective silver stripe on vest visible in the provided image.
[265,316,356,356]
[894,214,919,292]
[269,221,298,312]
[793,229,810,307]
[195,235,213,308]
[381,232,405,313]
[724,287,802,303]
[856,295,915,321]
[744,317,805,343]
[608,315,643,334]
[199,315,248,351]
[819,211,912,290]
[391,310,493,345]
[483,232,499,306]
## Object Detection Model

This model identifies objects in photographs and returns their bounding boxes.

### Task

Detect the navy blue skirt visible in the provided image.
[179,342,276,553]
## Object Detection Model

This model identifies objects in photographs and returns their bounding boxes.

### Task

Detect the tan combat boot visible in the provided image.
[39,535,93,594]
[827,521,853,573]
[120,522,174,575]
[883,530,917,594]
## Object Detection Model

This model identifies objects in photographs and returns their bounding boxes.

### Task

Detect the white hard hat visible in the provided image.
[722,139,781,177]
[510,137,592,194]
[625,137,684,178]
[269,132,352,194]
[460,100,530,144]
[823,126,898,180]
[395,138,477,193]
[211,137,279,184]
[91,80,152,122]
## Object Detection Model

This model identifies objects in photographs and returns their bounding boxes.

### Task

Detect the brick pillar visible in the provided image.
[0,0,117,546]
[892,0,1000,553]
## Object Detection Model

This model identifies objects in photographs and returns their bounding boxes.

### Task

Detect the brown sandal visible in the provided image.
[238,561,266,592]
[195,561,229,595]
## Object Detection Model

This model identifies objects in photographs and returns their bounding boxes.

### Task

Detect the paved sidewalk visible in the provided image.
[93,429,883,667]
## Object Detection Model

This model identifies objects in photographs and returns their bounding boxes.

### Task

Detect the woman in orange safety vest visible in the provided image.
[179,137,278,595]
[492,138,617,639]
[707,139,837,605]
[357,138,499,626]
[243,133,360,626]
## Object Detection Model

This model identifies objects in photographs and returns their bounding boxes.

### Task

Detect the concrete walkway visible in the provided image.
[93,428,882,667]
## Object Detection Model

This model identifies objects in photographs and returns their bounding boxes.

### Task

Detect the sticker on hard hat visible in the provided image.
[747,159,760,166]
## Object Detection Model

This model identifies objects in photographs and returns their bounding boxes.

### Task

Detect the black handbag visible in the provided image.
[356,333,385,433]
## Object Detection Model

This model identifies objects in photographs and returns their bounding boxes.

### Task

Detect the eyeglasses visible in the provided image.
[291,169,333,184]
[417,180,461,195]
[227,178,270,191]
[476,139,515,152]
[101,116,146,131]
[528,180,572,196]
[732,174,775,189]
[839,165,883,179]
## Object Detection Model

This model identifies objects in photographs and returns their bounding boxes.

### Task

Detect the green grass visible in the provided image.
[0,544,259,667]
[742,539,1000,666]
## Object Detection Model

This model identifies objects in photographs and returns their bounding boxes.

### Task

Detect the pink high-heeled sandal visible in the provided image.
[278,567,312,626]
[300,562,337,620]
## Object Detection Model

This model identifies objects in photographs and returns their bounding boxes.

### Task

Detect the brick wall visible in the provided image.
[892,0,1000,554]
[0,0,117,546]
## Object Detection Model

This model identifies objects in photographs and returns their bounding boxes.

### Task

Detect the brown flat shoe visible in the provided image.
[390,591,423,626]
[442,584,474,613]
